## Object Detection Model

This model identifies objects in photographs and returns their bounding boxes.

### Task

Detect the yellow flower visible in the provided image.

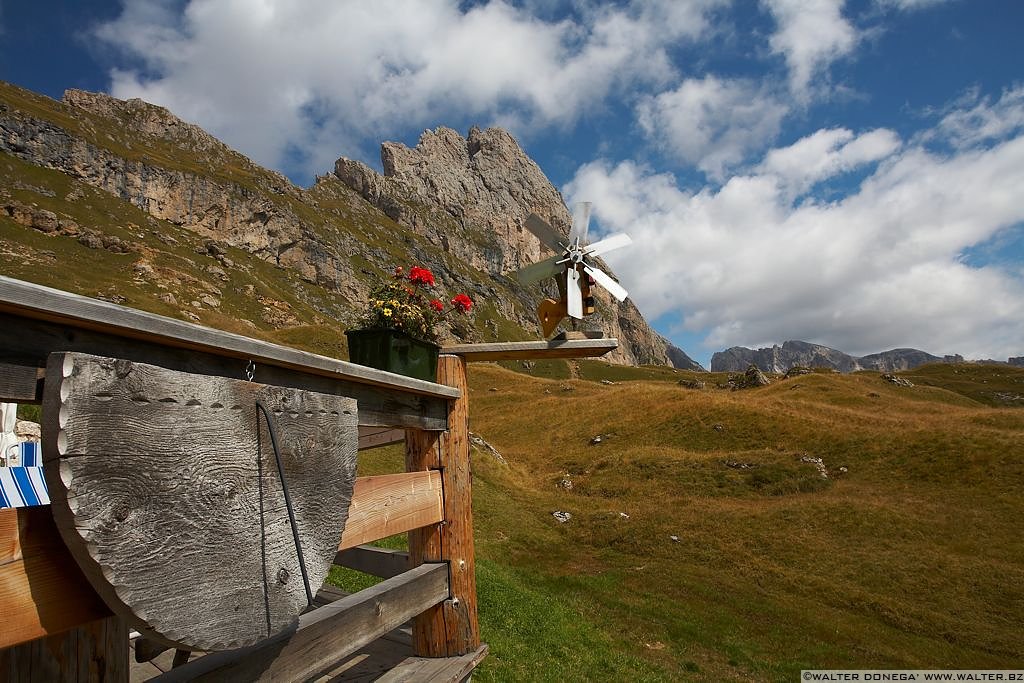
[383,308,392,317]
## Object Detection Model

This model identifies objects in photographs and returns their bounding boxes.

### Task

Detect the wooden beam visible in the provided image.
[0,276,459,400]
[358,426,406,451]
[406,354,480,657]
[0,507,112,650]
[0,363,43,403]
[334,545,410,579]
[0,471,442,649]
[339,472,444,550]
[151,563,449,682]
[441,338,618,361]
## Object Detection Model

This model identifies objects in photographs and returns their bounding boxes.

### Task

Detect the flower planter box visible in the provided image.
[345,328,439,382]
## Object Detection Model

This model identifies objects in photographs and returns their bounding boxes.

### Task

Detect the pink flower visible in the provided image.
[451,293,473,313]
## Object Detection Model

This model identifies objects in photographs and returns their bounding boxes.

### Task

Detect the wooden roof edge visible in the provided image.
[0,276,460,400]
[441,338,619,362]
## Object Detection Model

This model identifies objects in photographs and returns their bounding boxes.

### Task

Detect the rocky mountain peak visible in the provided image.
[335,125,673,366]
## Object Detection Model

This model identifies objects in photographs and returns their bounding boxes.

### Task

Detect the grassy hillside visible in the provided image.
[377,362,1021,681]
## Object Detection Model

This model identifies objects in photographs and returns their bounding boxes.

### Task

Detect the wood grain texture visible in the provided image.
[334,545,411,579]
[151,562,449,682]
[357,426,406,451]
[0,507,112,650]
[0,312,449,432]
[441,338,618,361]
[0,362,44,403]
[0,615,128,683]
[0,276,459,401]
[41,352,359,652]
[338,472,443,550]
[407,355,480,657]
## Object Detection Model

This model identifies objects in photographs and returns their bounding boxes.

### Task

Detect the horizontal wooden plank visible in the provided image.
[339,472,444,550]
[376,643,489,683]
[152,562,450,682]
[0,507,112,650]
[441,338,618,361]
[357,426,406,451]
[334,546,410,579]
[0,276,459,401]
[0,362,43,403]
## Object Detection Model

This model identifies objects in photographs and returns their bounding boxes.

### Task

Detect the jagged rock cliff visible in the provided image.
[710,340,964,373]
[0,82,676,365]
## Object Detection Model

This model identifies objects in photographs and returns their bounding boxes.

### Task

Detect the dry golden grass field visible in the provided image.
[348,361,1024,681]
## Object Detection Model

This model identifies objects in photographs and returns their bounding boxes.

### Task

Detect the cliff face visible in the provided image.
[0,82,676,365]
[334,126,672,366]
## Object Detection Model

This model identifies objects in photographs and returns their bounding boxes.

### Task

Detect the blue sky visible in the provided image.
[2,0,1023,367]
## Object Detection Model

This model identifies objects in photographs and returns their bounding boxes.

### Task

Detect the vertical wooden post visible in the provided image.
[405,354,480,657]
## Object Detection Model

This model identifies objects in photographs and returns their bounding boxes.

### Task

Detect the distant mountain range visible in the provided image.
[710,340,1024,373]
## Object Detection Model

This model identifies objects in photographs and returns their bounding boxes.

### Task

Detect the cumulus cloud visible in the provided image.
[761,0,857,100]
[759,126,902,197]
[92,0,724,179]
[636,76,788,179]
[566,110,1024,360]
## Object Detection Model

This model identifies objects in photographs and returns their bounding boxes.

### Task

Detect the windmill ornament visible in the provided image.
[514,202,633,337]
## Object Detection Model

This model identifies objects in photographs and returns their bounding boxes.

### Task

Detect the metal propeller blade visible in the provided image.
[524,214,564,252]
[584,232,632,257]
[583,263,628,302]
[566,267,583,318]
[513,255,564,285]
[568,202,592,246]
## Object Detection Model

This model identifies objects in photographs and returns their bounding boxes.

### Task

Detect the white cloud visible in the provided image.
[93,0,724,179]
[761,0,857,100]
[566,118,1024,360]
[759,126,902,196]
[876,0,956,9]
[636,76,789,179]
[925,85,1024,149]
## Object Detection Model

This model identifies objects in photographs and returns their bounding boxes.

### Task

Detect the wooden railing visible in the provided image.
[0,275,617,681]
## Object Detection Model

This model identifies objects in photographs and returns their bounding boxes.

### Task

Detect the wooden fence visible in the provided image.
[0,275,616,681]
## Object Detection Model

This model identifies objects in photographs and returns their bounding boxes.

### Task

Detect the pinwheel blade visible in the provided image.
[513,255,564,285]
[568,202,592,245]
[566,267,583,318]
[524,213,564,251]
[583,263,629,301]
[585,232,632,257]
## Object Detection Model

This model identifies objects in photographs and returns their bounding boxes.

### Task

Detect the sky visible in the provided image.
[1,0,1022,368]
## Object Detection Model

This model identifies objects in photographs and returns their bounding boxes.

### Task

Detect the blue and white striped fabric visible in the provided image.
[0,466,50,508]
[16,441,41,467]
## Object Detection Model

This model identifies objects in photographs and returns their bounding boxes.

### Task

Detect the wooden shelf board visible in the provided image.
[441,338,619,362]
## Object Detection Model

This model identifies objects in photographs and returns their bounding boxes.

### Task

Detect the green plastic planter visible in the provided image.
[345,328,440,382]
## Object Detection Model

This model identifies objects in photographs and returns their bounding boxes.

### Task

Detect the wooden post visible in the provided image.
[0,616,128,682]
[405,354,479,657]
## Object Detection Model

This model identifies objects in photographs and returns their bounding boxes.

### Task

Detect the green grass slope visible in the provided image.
[454,363,1023,681]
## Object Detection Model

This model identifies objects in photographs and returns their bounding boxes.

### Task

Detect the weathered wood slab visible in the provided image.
[441,338,618,361]
[41,352,359,652]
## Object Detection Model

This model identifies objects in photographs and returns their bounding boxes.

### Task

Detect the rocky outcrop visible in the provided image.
[711,340,965,374]
[334,126,673,366]
[711,340,859,373]
[664,340,705,371]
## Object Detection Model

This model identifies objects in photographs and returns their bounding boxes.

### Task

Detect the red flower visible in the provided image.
[451,293,473,313]
[408,266,435,286]
[429,299,444,312]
